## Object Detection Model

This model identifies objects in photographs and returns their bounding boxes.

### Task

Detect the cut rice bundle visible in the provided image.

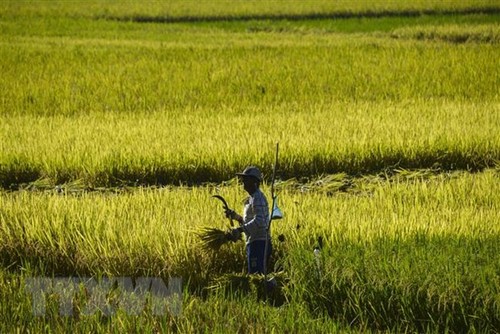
[198,227,235,251]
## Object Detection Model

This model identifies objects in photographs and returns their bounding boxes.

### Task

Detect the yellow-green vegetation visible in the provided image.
[1,0,498,20]
[1,1,499,332]
[2,101,499,187]
[1,22,499,186]
[1,170,499,332]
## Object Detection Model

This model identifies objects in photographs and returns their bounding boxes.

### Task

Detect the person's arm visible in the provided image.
[225,209,244,225]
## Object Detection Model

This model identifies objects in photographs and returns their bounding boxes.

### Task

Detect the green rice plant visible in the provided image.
[1,30,498,117]
[0,267,349,333]
[280,169,500,332]
[1,0,498,20]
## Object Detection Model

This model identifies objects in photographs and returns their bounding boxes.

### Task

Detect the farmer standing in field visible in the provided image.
[225,166,272,274]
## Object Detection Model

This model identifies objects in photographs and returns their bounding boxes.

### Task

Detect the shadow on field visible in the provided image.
[103,7,500,24]
[285,233,500,332]
[1,148,497,190]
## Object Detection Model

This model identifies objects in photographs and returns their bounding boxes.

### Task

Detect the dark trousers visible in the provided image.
[246,240,272,274]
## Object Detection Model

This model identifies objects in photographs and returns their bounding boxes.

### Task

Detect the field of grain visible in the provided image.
[1,1,499,332]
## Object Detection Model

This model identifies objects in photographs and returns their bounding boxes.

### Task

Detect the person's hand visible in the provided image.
[228,227,242,241]
[225,208,237,220]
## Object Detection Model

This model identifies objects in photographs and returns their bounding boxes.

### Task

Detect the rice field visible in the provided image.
[1,170,499,332]
[1,0,499,20]
[1,1,499,333]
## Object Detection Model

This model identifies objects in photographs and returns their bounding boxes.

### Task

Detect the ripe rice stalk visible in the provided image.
[209,271,289,290]
[198,227,235,251]
[207,272,289,305]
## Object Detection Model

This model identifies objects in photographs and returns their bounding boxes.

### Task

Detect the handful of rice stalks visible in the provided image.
[198,227,237,251]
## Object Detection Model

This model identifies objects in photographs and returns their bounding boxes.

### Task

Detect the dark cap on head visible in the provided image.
[236,166,262,181]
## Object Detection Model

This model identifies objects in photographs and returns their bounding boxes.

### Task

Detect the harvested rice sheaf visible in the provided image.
[198,227,237,251]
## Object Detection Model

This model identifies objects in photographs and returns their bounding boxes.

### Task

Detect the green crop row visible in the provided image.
[2,23,499,117]
[1,0,499,20]
[1,100,499,187]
